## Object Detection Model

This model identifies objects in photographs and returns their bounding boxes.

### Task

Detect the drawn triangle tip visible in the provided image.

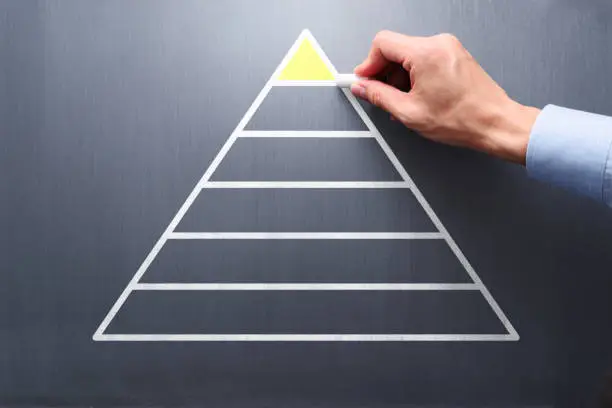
[278,31,334,81]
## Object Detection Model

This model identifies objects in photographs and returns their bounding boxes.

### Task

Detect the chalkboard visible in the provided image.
[2,1,612,407]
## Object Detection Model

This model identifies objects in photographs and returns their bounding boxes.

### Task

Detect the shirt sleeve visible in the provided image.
[526,104,612,207]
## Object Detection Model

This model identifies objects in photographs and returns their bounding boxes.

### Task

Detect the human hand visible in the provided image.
[352,31,540,164]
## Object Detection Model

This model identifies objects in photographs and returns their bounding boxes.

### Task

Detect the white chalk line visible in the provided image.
[238,130,372,138]
[94,333,518,342]
[133,283,477,291]
[272,79,336,87]
[167,232,444,240]
[202,181,410,189]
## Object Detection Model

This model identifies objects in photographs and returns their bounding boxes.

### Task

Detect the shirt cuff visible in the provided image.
[526,104,612,206]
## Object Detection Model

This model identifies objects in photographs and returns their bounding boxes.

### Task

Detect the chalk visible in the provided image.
[335,74,366,88]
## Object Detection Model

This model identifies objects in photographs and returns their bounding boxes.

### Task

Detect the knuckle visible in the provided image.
[435,34,462,55]
[373,29,392,44]
[423,33,463,65]
[437,33,460,47]
[368,88,384,108]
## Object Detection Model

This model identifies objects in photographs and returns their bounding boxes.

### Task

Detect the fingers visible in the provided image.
[350,79,414,122]
[354,30,419,78]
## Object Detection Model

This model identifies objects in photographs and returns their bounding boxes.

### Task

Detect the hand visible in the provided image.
[352,31,540,165]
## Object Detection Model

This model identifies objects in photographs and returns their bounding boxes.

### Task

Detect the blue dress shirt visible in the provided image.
[527,105,612,207]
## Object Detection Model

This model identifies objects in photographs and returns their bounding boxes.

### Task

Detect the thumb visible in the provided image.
[351,79,413,122]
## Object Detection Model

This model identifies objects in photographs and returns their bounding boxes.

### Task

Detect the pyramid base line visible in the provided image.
[94,333,519,342]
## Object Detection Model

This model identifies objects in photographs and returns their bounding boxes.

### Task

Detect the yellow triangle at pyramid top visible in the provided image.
[278,38,334,81]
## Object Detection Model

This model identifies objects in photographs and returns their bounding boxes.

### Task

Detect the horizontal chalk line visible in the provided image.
[167,232,444,240]
[272,80,336,86]
[238,130,372,138]
[203,181,411,189]
[133,283,478,291]
[94,333,519,342]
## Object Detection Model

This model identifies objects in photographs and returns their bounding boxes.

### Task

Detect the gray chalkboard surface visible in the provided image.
[2,1,612,407]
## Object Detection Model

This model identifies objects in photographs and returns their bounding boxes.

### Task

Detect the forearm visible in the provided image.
[474,99,541,165]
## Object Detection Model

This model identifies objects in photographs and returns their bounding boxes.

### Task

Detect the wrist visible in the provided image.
[480,100,540,165]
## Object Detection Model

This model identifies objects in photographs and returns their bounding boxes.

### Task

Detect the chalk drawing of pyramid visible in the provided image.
[93,29,519,342]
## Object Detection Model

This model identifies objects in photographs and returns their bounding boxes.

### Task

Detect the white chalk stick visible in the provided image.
[335,74,365,88]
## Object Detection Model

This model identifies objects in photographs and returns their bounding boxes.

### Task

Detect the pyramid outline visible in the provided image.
[93,29,519,342]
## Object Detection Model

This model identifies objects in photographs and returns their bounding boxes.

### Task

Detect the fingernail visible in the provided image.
[351,83,366,98]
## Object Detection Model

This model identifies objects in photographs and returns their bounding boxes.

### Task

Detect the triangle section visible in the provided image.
[278,38,334,81]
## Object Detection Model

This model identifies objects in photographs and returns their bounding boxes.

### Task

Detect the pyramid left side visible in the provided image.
[92,30,323,341]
